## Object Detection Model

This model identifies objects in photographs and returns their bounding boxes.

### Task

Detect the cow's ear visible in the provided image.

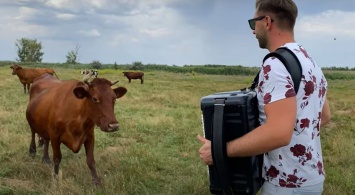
[73,83,89,99]
[114,87,127,99]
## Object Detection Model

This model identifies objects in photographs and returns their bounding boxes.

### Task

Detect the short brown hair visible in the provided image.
[255,0,298,30]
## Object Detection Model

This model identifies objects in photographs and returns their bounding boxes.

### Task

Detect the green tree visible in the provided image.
[91,60,102,69]
[131,61,144,70]
[66,44,80,64]
[15,38,44,62]
[113,61,118,70]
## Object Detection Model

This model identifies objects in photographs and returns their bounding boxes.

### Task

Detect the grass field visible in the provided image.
[0,66,354,195]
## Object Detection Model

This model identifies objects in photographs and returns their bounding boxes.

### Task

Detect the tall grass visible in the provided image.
[0,66,354,195]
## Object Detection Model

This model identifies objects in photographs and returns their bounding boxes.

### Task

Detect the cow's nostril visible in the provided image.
[108,123,119,131]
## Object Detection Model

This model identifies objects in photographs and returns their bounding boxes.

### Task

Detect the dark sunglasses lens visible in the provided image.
[249,20,255,30]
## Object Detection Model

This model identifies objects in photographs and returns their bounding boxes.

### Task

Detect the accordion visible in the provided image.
[200,90,264,195]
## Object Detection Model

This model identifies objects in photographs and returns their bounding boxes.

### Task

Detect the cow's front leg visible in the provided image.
[29,132,36,158]
[84,135,100,185]
[23,84,27,94]
[51,139,62,175]
[42,139,51,164]
[27,83,30,94]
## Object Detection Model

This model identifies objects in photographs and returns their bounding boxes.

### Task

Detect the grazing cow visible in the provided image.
[26,73,127,185]
[10,64,59,94]
[123,71,144,84]
[81,69,98,79]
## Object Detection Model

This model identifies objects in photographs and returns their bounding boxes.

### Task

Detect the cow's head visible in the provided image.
[73,78,127,132]
[10,64,22,75]
[122,72,128,77]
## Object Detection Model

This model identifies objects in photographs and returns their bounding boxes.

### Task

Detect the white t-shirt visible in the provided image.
[257,43,327,187]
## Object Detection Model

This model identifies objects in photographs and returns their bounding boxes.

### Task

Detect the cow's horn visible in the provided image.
[111,80,119,86]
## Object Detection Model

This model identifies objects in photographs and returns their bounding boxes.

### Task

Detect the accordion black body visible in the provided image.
[200,90,264,195]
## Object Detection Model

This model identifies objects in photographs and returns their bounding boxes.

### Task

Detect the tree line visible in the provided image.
[8,38,355,80]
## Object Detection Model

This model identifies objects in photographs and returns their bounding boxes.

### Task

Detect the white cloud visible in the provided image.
[85,0,107,8]
[45,0,71,9]
[0,6,48,39]
[139,28,170,37]
[56,13,76,20]
[78,29,101,37]
[296,10,355,38]
[14,6,39,20]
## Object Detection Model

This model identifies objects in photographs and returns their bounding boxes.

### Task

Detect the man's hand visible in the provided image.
[197,134,213,165]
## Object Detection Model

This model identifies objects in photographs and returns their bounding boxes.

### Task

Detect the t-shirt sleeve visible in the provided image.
[258,57,296,105]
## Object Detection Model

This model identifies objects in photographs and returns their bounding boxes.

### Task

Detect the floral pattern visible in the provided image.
[258,43,327,188]
[279,169,308,188]
[290,144,313,165]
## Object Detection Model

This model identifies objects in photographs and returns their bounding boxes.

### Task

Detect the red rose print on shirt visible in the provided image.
[317,161,324,175]
[262,64,271,80]
[258,81,264,93]
[295,118,310,135]
[299,47,309,58]
[300,71,318,109]
[300,118,310,128]
[265,165,280,181]
[304,81,315,96]
[285,75,296,98]
[290,144,313,165]
[318,77,327,98]
[279,169,307,188]
[290,144,306,157]
[264,92,272,104]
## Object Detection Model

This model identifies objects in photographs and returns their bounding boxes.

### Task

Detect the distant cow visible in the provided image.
[81,69,98,79]
[123,71,144,84]
[26,74,127,185]
[10,64,59,94]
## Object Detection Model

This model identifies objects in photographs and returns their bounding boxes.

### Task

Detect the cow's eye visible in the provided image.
[92,97,99,103]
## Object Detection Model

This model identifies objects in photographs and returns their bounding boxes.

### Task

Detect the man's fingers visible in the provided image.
[197,134,206,143]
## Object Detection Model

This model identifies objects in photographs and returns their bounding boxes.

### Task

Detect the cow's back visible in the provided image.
[17,68,55,84]
[29,73,61,100]
[125,72,143,79]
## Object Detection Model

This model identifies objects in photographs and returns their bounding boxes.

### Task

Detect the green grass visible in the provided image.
[0,66,354,194]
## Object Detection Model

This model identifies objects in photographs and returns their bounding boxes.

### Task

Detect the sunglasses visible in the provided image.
[248,16,274,30]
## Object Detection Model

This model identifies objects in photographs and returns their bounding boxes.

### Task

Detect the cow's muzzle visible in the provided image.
[106,123,119,132]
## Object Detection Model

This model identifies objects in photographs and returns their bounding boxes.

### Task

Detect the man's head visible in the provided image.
[249,0,298,49]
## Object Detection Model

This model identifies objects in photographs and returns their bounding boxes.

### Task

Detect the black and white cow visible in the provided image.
[80,69,99,78]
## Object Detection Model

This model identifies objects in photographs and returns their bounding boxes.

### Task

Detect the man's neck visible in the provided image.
[267,31,295,52]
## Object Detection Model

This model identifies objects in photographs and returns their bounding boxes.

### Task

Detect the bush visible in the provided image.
[91,60,102,69]
[131,61,144,70]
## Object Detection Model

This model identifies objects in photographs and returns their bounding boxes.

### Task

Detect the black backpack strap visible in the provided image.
[261,47,303,93]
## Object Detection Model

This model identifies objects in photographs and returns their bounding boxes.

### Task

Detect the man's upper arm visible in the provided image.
[264,96,297,146]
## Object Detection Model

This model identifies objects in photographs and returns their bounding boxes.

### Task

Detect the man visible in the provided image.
[198,0,331,194]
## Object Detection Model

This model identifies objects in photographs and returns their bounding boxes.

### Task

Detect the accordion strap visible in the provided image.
[212,99,233,194]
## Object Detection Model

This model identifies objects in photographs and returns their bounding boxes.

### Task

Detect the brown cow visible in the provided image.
[26,74,127,185]
[10,64,59,94]
[123,71,144,84]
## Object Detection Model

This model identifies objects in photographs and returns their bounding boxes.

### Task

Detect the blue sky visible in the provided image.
[1,0,354,67]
